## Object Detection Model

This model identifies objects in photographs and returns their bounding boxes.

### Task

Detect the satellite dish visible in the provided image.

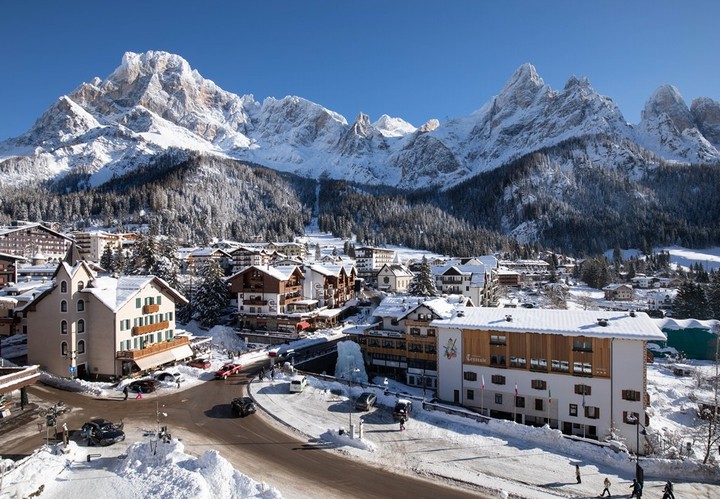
[314,283,323,289]
[268,300,275,306]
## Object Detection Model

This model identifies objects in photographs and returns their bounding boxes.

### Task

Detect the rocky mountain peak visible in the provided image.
[495,63,548,110]
[691,97,720,148]
[373,114,416,137]
[641,84,695,132]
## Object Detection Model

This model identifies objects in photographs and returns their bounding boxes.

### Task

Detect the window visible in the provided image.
[585,406,599,419]
[530,358,547,371]
[573,339,593,352]
[515,396,525,408]
[535,399,544,411]
[157,332,162,343]
[574,384,591,396]
[623,411,640,424]
[60,281,68,293]
[467,389,475,400]
[494,394,503,404]
[77,340,85,354]
[573,361,592,375]
[491,375,506,385]
[157,296,162,305]
[77,281,84,291]
[464,371,478,382]
[61,320,68,335]
[490,334,506,345]
[136,298,141,308]
[551,359,569,372]
[77,299,85,311]
[427,329,436,337]
[410,327,420,336]
[531,379,547,390]
[622,390,641,401]
[383,276,390,284]
[61,341,68,356]
[425,345,436,354]
[490,354,506,366]
[569,404,578,416]
[77,319,85,333]
[510,356,526,368]
[60,300,67,313]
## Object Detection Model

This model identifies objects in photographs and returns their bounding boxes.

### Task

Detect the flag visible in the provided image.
[481,375,485,391]
[548,388,552,405]
[514,383,518,397]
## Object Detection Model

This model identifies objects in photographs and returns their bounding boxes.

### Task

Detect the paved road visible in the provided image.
[0,374,489,499]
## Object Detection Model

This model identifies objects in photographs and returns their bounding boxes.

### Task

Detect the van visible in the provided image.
[289,375,307,393]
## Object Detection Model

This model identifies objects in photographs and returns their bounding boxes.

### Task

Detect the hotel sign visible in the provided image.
[466,354,486,364]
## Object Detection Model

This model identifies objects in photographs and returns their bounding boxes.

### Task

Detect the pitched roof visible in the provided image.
[83,275,187,312]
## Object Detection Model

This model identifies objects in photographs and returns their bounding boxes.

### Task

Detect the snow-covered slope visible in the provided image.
[1,51,719,190]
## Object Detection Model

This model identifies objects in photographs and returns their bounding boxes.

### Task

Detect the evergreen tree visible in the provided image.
[408,256,439,297]
[194,260,228,328]
[707,273,720,319]
[315,243,321,260]
[673,281,712,319]
[100,244,114,272]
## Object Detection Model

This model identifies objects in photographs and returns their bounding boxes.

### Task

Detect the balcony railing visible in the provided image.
[243,299,268,305]
[116,336,189,360]
[143,304,160,314]
[132,320,170,336]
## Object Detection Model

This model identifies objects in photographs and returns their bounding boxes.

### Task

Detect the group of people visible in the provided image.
[595,475,674,499]
[258,367,275,381]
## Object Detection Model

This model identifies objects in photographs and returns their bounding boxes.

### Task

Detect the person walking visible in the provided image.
[662,480,675,499]
[270,367,275,381]
[399,416,406,431]
[575,464,581,484]
[123,385,129,400]
[599,476,611,497]
[629,478,642,498]
[176,378,181,389]
[136,387,143,399]
[259,367,265,381]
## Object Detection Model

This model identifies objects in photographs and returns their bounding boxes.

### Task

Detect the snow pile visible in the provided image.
[207,325,246,353]
[0,440,282,499]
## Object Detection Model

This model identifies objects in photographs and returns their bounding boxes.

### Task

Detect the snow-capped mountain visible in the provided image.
[1,51,719,191]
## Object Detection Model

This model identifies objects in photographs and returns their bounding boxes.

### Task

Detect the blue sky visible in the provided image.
[1,1,718,140]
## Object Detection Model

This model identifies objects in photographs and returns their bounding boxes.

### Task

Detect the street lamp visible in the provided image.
[627,413,647,485]
[344,368,360,438]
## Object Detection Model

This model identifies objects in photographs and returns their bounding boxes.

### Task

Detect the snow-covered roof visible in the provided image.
[431,307,667,341]
[431,262,488,287]
[656,317,720,331]
[83,275,187,312]
[373,295,457,320]
[231,265,303,282]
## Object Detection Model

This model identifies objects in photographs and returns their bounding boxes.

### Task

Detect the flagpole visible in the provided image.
[513,382,517,423]
[547,388,550,426]
[481,375,485,416]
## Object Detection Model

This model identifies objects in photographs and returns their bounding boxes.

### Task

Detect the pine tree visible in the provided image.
[194,260,228,328]
[100,244,114,272]
[674,281,712,319]
[408,256,438,297]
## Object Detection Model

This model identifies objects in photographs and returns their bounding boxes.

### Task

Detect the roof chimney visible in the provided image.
[597,318,608,327]
[505,314,513,322]
[629,309,636,317]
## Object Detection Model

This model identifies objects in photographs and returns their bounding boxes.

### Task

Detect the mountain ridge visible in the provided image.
[2,50,719,191]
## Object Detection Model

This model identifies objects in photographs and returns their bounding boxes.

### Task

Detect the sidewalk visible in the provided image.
[249,372,719,499]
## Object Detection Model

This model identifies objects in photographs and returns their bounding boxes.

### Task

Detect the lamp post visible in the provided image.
[628,414,647,485]
[345,368,360,438]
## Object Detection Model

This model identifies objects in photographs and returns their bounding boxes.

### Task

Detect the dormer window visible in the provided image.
[78,281,84,291]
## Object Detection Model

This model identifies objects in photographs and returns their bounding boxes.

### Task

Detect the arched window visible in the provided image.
[78,281,84,291]
[77,319,85,334]
[61,320,68,334]
[77,340,85,354]
[60,300,67,313]
[61,341,68,356]
[60,281,67,293]
[77,299,85,312]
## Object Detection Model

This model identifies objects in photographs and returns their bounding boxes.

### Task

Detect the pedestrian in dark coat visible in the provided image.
[662,480,674,499]
[575,464,581,484]
[123,386,129,400]
[270,367,275,380]
[259,368,265,381]
[630,478,642,498]
[399,416,406,431]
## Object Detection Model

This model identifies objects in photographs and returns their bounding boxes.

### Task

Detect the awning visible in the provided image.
[170,344,194,362]
[296,321,311,330]
[134,350,176,371]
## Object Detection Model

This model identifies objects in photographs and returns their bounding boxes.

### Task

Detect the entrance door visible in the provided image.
[453,390,460,403]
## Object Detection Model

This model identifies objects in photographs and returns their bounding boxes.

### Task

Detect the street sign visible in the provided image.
[68,366,76,374]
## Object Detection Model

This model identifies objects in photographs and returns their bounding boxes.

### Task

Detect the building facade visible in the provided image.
[0,222,73,262]
[432,307,665,454]
[26,262,189,379]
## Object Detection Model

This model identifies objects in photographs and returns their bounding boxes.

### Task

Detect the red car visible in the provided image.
[214,363,242,379]
[187,358,211,369]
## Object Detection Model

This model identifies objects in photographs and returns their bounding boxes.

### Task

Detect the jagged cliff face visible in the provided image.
[1,51,719,191]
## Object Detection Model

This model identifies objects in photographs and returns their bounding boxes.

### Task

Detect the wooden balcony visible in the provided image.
[143,304,160,314]
[116,336,189,360]
[132,320,170,336]
[243,299,268,305]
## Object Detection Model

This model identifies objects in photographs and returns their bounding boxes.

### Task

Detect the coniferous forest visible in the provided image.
[1,146,720,258]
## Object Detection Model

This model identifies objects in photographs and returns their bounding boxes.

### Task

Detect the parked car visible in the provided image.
[393,399,413,420]
[355,392,377,411]
[153,371,185,383]
[128,379,161,393]
[187,358,211,369]
[80,419,126,446]
[231,397,257,417]
[289,375,307,393]
[214,363,242,379]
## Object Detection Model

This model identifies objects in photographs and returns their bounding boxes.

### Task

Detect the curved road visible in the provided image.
[1,372,488,499]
